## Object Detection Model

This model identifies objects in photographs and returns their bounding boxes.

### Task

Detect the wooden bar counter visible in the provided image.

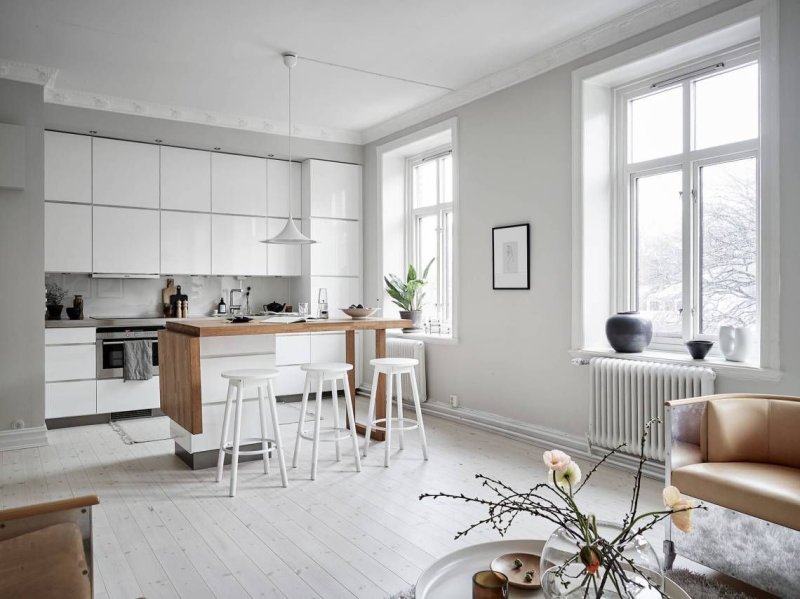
[159,317,409,467]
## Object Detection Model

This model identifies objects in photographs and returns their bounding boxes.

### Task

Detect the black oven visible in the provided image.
[96,326,162,380]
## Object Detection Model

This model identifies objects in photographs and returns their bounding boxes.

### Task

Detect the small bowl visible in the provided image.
[340,307,378,320]
[65,307,81,320]
[686,340,713,359]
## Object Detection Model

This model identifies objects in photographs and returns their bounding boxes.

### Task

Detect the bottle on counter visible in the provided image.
[72,294,84,319]
[218,297,227,315]
[318,287,329,319]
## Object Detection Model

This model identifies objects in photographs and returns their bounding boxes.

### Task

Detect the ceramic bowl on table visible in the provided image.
[340,307,378,319]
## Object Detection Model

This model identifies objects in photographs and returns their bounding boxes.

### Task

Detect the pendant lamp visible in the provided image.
[261,53,315,244]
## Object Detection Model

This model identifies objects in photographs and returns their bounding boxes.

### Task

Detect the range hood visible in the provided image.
[91,273,161,279]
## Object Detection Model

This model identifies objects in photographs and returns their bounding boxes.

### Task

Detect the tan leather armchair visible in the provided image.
[0,495,99,599]
[665,394,800,597]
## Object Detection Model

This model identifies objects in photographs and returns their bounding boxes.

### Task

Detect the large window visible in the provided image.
[408,148,454,333]
[616,48,760,348]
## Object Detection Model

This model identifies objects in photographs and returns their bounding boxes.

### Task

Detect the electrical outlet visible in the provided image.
[11,419,25,430]
[449,395,459,408]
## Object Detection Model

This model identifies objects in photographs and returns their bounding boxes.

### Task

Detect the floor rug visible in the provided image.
[110,403,321,445]
[387,568,759,599]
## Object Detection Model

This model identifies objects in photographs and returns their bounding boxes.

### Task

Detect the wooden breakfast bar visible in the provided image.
[159,317,410,468]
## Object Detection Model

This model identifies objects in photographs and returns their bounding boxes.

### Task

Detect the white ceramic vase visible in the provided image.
[719,326,753,362]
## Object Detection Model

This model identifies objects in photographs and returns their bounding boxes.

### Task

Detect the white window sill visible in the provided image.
[570,348,782,382]
[388,330,458,345]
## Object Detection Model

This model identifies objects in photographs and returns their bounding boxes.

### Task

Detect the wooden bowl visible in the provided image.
[340,307,378,319]
[490,552,541,589]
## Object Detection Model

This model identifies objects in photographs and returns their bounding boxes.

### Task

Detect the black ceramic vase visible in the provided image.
[605,312,653,353]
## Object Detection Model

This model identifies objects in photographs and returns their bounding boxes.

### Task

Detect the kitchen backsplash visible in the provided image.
[44,274,293,318]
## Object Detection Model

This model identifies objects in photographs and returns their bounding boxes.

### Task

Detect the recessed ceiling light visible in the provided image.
[268,154,274,158]
[155,139,162,143]
[214,147,221,151]
[89,130,97,134]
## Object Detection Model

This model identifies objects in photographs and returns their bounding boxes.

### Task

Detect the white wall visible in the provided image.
[0,79,45,434]
[362,0,800,437]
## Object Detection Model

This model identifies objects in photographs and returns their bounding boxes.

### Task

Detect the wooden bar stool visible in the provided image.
[292,362,362,480]
[364,357,429,467]
[216,368,288,497]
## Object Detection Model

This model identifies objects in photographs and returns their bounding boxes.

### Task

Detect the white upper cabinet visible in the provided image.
[211,214,266,276]
[267,159,301,218]
[93,138,159,209]
[160,146,211,212]
[304,159,361,219]
[266,218,301,276]
[44,131,92,204]
[161,211,211,275]
[93,206,160,274]
[211,153,267,216]
[45,202,92,273]
[309,218,360,276]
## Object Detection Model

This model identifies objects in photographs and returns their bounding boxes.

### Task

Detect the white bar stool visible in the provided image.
[215,368,288,497]
[292,362,362,480]
[364,357,429,467]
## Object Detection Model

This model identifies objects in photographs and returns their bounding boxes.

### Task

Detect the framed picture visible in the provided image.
[492,223,530,289]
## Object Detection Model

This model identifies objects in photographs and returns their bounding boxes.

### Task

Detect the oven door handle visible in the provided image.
[99,339,158,346]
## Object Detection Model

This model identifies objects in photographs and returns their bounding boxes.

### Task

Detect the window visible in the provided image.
[616,48,760,348]
[407,148,454,333]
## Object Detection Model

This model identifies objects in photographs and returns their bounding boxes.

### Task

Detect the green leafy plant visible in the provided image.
[45,282,67,306]
[384,259,434,311]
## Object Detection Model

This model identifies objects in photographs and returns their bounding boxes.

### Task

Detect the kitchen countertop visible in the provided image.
[165,317,411,337]
[45,316,221,328]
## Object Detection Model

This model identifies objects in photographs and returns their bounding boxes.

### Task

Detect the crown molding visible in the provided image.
[0,58,58,87]
[360,0,720,143]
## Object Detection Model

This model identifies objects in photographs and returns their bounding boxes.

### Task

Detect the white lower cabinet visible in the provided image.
[274,365,306,396]
[45,344,96,382]
[97,378,160,413]
[45,381,96,418]
[200,354,276,405]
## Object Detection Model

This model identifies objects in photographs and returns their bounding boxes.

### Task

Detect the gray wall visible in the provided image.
[362,0,800,437]
[0,79,45,432]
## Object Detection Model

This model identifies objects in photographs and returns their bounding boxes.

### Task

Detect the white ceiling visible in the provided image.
[0,0,661,143]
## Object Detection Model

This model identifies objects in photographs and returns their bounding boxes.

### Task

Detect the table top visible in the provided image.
[165,317,411,337]
[416,539,690,599]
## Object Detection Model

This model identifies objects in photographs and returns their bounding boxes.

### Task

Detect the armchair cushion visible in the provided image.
[672,461,800,531]
[0,522,90,599]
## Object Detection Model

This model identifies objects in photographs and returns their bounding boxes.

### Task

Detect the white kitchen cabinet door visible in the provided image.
[44,131,92,204]
[45,202,92,273]
[93,138,159,209]
[45,327,96,345]
[45,345,96,382]
[160,146,211,212]
[160,211,211,275]
[46,380,96,418]
[275,334,310,365]
[309,218,360,276]
[266,218,301,276]
[211,153,267,216]
[97,378,160,413]
[310,276,362,317]
[305,159,361,219]
[93,206,160,274]
[211,214,267,276]
[267,159,301,218]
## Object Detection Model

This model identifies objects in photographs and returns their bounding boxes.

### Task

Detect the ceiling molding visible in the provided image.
[0,57,362,145]
[360,0,720,144]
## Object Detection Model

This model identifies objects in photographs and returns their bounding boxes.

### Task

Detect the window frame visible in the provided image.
[405,145,454,332]
[613,44,761,351]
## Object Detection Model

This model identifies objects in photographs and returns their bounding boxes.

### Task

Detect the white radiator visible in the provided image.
[589,357,715,462]
[386,338,427,402]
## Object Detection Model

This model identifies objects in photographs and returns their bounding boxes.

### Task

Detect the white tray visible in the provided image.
[416,539,690,599]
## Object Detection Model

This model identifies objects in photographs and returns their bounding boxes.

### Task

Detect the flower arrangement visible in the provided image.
[420,419,702,598]
[45,282,67,306]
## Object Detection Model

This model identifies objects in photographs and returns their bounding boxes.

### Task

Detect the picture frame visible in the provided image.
[492,223,530,290]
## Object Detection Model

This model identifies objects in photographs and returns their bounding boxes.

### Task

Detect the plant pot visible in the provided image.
[686,340,713,360]
[46,304,64,320]
[399,310,423,333]
[541,522,663,598]
[605,312,653,353]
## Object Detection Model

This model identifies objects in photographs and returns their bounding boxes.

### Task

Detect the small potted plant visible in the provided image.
[384,259,434,333]
[45,282,67,320]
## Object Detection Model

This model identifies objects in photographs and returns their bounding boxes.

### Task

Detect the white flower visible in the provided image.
[543,450,572,473]
[549,461,582,491]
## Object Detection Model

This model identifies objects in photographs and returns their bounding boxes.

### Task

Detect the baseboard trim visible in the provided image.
[0,425,48,451]
[355,389,664,480]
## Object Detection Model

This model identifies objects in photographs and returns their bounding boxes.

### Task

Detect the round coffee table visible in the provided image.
[416,539,691,598]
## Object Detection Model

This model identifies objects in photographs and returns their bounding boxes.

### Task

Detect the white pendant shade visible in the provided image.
[262,216,315,244]
[261,52,315,245]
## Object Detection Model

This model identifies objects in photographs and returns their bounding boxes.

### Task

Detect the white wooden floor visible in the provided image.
[1,398,667,599]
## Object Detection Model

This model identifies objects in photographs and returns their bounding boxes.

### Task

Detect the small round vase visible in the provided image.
[541,522,663,599]
[605,312,653,353]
